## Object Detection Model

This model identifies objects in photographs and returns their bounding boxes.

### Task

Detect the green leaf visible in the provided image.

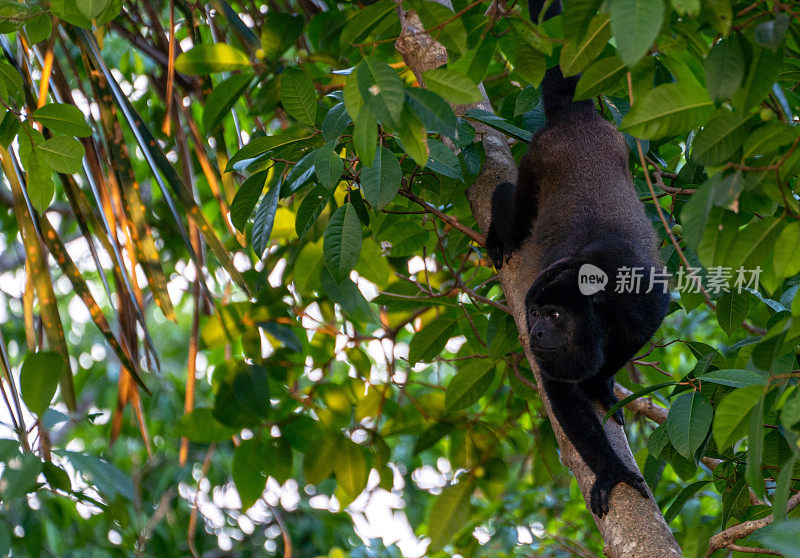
[416,0,467,55]
[37,136,85,174]
[691,111,751,165]
[280,66,317,126]
[353,107,378,168]
[232,438,269,510]
[713,386,763,450]
[282,150,317,196]
[322,103,352,144]
[745,397,765,498]
[295,185,331,239]
[620,83,713,140]
[405,88,457,138]
[733,44,783,112]
[421,68,482,104]
[19,352,63,416]
[666,391,712,459]
[750,520,800,558]
[574,56,627,100]
[260,13,304,60]
[699,369,767,388]
[76,0,108,18]
[408,316,457,363]
[754,14,789,52]
[0,453,42,501]
[503,42,546,86]
[559,14,611,77]
[670,0,700,15]
[303,432,338,484]
[323,203,362,282]
[664,480,710,523]
[445,360,496,412]
[360,146,401,210]
[427,480,474,552]
[396,107,429,167]
[320,269,374,323]
[704,37,744,103]
[231,170,268,232]
[252,177,281,258]
[259,323,303,353]
[724,217,782,271]
[514,85,540,116]
[0,111,20,148]
[292,240,324,295]
[31,104,92,137]
[343,66,364,120]
[773,222,800,279]
[314,143,343,190]
[203,73,252,134]
[563,0,604,44]
[212,361,270,428]
[176,408,237,443]
[226,132,306,171]
[63,450,134,500]
[464,109,532,143]
[448,33,497,84]
[42,462,71,492]
[357,57,404,127]
[18,133,54,213]
[773,455,798,520]
[743,122,797,159]
[0,62,22,102]
[715,291,750,336]
[175,44,250,74]
[355,239,391,287]
[609,0,664,66]
[425,138,462,179]
[339,0,396,50]
[232,436,292,509]
[334,440,368,497]
[25,13,52,44]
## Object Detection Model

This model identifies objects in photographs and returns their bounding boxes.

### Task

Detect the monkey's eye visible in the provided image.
[550,310,560,319]
[531,310,539,318]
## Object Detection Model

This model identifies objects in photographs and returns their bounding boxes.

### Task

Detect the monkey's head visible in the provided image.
[524,268,606,382]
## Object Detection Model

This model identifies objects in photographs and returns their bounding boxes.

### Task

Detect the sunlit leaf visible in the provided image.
[175,43,250,74]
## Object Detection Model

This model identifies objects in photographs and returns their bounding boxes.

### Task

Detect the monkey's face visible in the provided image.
[528,303,570,357]
[525,282,604,382]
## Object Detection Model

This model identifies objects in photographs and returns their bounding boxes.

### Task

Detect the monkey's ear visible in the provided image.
[529,257,581,297]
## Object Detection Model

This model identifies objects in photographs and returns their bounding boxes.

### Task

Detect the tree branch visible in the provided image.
[704,491,800,557]
[395,5,681,557]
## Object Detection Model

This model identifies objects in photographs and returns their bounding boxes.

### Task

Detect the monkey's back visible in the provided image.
[522,114,661,270]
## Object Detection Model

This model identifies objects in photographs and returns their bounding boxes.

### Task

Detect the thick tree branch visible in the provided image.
[704,491,800,557]
[395,5,681,557]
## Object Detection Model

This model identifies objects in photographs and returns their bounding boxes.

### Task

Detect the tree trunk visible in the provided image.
[394,6,681,557]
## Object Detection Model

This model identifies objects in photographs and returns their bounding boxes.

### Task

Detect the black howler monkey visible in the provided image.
[486,0,670,517]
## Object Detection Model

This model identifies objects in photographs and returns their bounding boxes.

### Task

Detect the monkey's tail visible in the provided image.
[528,0,596,122]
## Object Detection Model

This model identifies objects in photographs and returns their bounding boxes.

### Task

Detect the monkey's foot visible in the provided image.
[590,466,648,517]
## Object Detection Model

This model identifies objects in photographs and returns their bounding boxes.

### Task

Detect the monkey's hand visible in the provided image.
[590,464,648,517]
[485,225,506,269]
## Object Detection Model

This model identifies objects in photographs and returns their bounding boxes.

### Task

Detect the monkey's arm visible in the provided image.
[543,379,648,517]
[486,174,541,269]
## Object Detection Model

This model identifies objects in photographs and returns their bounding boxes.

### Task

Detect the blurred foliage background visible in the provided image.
[0,0,798,556]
